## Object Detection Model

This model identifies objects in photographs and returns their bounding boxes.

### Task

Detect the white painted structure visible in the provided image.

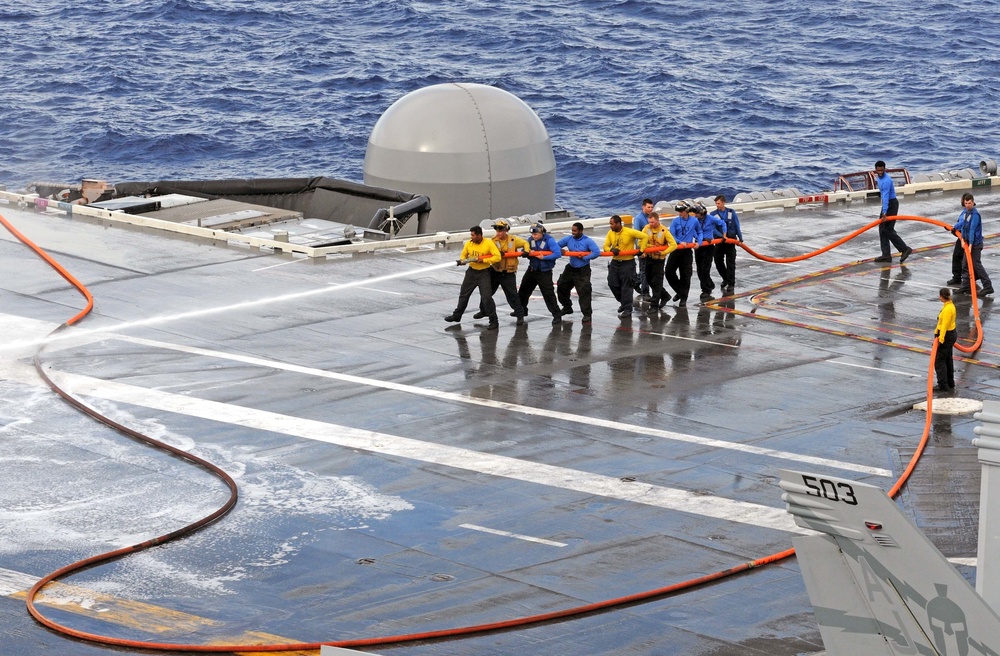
[363,83,557,234]
[975,400,1000,610]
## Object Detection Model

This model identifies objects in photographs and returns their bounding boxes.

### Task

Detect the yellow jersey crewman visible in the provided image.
[444,226,503,329]
[603,214,649,318]
[934,287,957,392]
[642,211,677,311]
[475,219,529,324]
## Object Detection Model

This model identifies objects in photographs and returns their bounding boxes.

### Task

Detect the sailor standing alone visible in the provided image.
[872,160,913,264]
[934,287,957,392]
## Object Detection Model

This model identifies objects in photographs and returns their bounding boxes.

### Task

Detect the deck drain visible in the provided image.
[431,573,455,582]
[913,397,983,415]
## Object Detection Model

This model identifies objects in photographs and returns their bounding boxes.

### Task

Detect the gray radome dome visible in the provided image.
[364,83,556,233]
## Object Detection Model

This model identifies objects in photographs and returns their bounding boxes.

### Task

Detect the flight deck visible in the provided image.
[1,186,998,655]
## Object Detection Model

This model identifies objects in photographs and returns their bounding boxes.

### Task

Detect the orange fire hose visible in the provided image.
[0,209,967,652]
[736,215,983,353]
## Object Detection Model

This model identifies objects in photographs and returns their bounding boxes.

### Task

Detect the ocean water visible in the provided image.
[1,0,999,218]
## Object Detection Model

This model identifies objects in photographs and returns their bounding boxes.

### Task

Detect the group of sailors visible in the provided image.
[443,165,992,402]
[443,195,744,329]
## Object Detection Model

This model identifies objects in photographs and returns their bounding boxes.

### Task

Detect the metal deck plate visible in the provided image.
[141,197,302,228]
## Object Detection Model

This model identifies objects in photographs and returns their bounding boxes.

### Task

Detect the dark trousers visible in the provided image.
[644,257,666,306]
[556,264,593,317]
[665,249,693,302]
[935,329,957,388]
[952,239,965,281]
[518,267,562,317]
[952,240,993,290]
[637,257,649,295]
[607,259,638,313]
[695,244,716,293]
[481,269,524,317]
[714,242,737,288]
[878,198,908,256]
[453,267,496,321]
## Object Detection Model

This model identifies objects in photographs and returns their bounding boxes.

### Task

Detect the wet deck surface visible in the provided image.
[1,187,998,655]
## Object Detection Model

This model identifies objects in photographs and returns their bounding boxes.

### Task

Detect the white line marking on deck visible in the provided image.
[41,368,804,534]
[351,286,403,295]
[832,279,879,290]
[824,359,922,378]
[907,280,954,291]
[119,335,892,477]
[645,332,739,348]
[459,524,567,547]
[0,261,456,354]
[252,259,307,272]
[0,567,36,596]
[0,313,892,478]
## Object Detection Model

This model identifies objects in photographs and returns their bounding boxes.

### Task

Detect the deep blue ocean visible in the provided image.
[2,0,999,218]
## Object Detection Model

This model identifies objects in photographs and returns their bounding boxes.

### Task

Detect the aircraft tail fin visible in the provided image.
[780,469,1000,656]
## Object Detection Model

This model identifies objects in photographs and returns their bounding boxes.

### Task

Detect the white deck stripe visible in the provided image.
[0,567,36,596]
[459,523,567,547]
[355,286,404,295]
[251,258,307,272]
[45,368,803,534]
[0,261,457,355]
[824,359,922,378]
[908,280,954,291]
[0,313,893,479]
[644,332,739,348]
[119,335,893,477]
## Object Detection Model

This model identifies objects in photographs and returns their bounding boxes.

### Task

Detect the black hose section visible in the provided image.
[367,195,432,233]
[27,322,239,624]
